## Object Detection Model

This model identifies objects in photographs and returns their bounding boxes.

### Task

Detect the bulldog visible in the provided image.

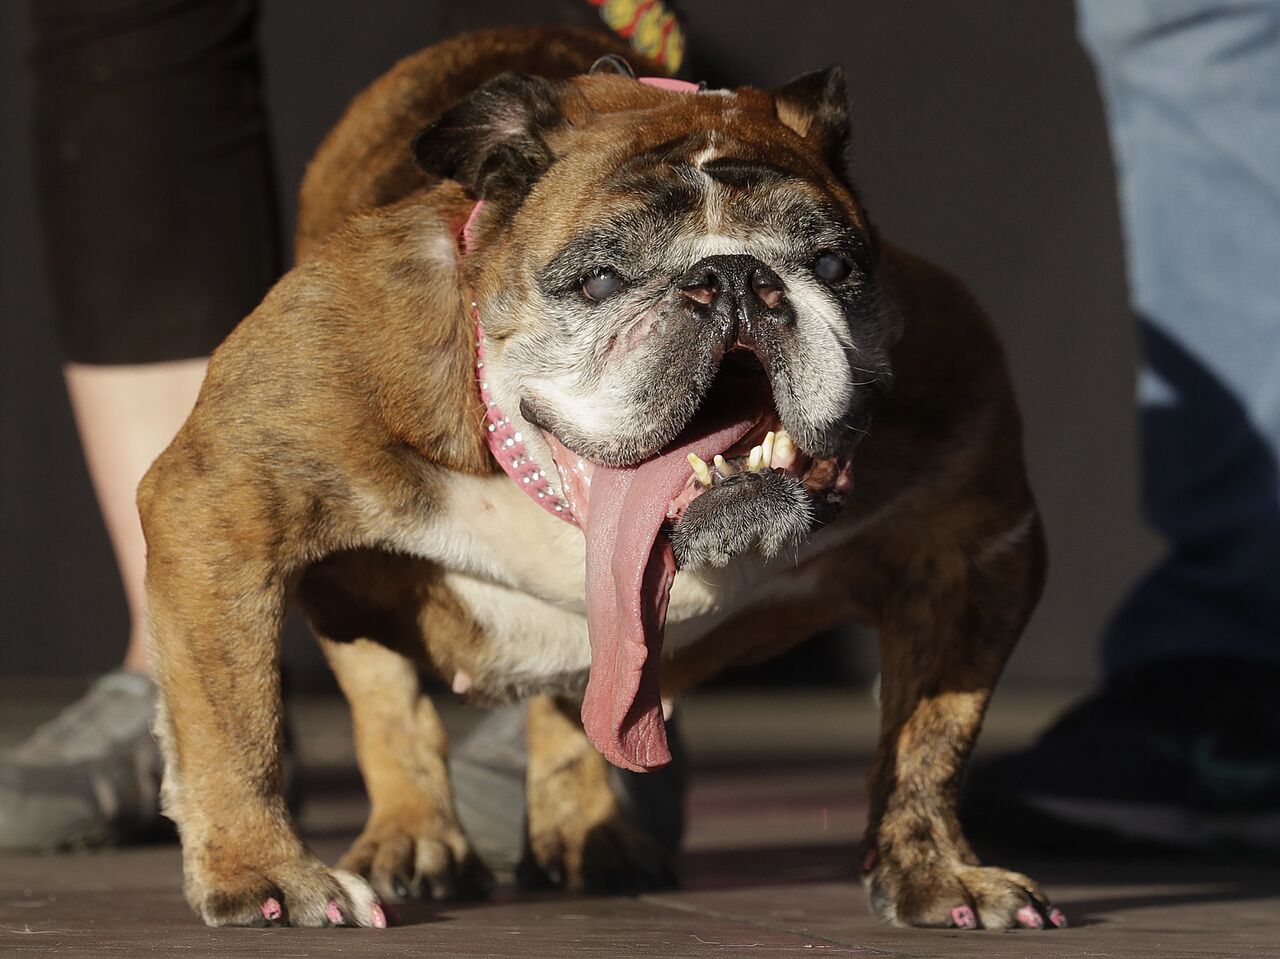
[140,26,1061,932]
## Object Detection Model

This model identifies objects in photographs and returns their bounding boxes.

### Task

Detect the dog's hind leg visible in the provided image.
[861,513,1066,931]
[522,695,678,893]
[320,635,491,902]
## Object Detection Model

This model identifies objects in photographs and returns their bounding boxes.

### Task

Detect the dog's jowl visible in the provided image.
[140,26,1058,931]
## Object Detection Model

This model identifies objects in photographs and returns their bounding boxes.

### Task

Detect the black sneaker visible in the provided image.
[962,658,1280,851]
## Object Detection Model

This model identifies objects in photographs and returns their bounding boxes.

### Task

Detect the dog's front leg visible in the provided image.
[320,636,490,902]
[141,462,383,929]
[862,518,1065,931]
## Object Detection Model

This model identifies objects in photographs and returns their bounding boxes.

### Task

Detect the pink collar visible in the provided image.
[468,215,575,524]
[474,321,577,524]
[466,75,703,526]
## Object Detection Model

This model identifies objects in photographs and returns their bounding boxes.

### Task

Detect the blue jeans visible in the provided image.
[1077,0,1280,674]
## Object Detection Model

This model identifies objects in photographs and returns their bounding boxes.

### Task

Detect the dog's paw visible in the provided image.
[671,468,813,569]
[192,855,387,928]
[339,814,492,903]
[865,859,1065,930]
[521,813,677,894]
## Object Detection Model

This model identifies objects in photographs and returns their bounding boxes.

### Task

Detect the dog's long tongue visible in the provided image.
[580,393,758,772]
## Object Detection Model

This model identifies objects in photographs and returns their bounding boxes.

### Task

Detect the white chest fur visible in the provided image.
[377,472,856,689]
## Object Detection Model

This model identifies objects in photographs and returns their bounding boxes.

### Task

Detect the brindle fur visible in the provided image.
[141,26,1052,930]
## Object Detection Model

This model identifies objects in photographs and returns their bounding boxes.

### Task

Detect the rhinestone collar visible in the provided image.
[464,199,577,524]
[473,308,577,524]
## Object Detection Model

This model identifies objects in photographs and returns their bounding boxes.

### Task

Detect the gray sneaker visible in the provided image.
[0,670,168,852]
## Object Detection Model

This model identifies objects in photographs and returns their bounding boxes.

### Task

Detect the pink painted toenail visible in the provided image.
[861,847,878,874]
[325,900,345,925]
[950,905,977,929]
[1049,907,1068,928]
[261,897,282,921]
[1017,905,1045,929]
[369,902,387,929]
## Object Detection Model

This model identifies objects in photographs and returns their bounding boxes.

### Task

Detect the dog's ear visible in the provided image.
[412,72,568,201]
[772,67,851,177]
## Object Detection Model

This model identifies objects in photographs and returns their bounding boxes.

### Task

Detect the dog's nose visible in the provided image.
[678,255,791,329]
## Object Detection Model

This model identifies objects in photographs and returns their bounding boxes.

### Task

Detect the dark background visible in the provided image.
[0,0,1157,686]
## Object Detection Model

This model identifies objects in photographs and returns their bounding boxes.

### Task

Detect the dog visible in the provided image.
[139,25,1060,932]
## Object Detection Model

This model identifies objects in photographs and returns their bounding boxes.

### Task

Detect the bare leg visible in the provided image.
[63,358,207,673]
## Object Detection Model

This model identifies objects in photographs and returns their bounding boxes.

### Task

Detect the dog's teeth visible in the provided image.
[687,453,712,487]
[774,429,795,465]
[713,454,731,477]
[748,445,764,473]
[762,431,776,469]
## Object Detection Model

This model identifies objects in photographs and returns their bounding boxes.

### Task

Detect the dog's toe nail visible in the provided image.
[1048,907,1068,928]
[325,900,346,925]
[950,905,977,929]
[261,897,282,922]
[861,847,878,874]
[369,902,387,929]
[1016,905,1045,929]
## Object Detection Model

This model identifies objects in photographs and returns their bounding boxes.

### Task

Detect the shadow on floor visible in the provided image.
[682,840,1280,925]
[682,841,859,890]
[1029,855,1280,925]
[293,760,1280,931]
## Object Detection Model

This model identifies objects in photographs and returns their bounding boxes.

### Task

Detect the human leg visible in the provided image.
[963,0,1280,849]
[0,0,279,851]
[1085,0,1280,675]
[63,360,209,672]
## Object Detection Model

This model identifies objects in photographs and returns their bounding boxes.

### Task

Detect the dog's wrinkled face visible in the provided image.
[416,69,896,569]
[416,67,900,771]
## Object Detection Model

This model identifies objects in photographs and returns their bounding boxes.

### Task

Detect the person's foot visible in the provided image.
[962,658,1280,851]
[0,670,170,852]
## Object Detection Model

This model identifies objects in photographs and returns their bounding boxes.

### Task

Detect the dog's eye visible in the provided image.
[581,267,624,302]
[813,252,852,284]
